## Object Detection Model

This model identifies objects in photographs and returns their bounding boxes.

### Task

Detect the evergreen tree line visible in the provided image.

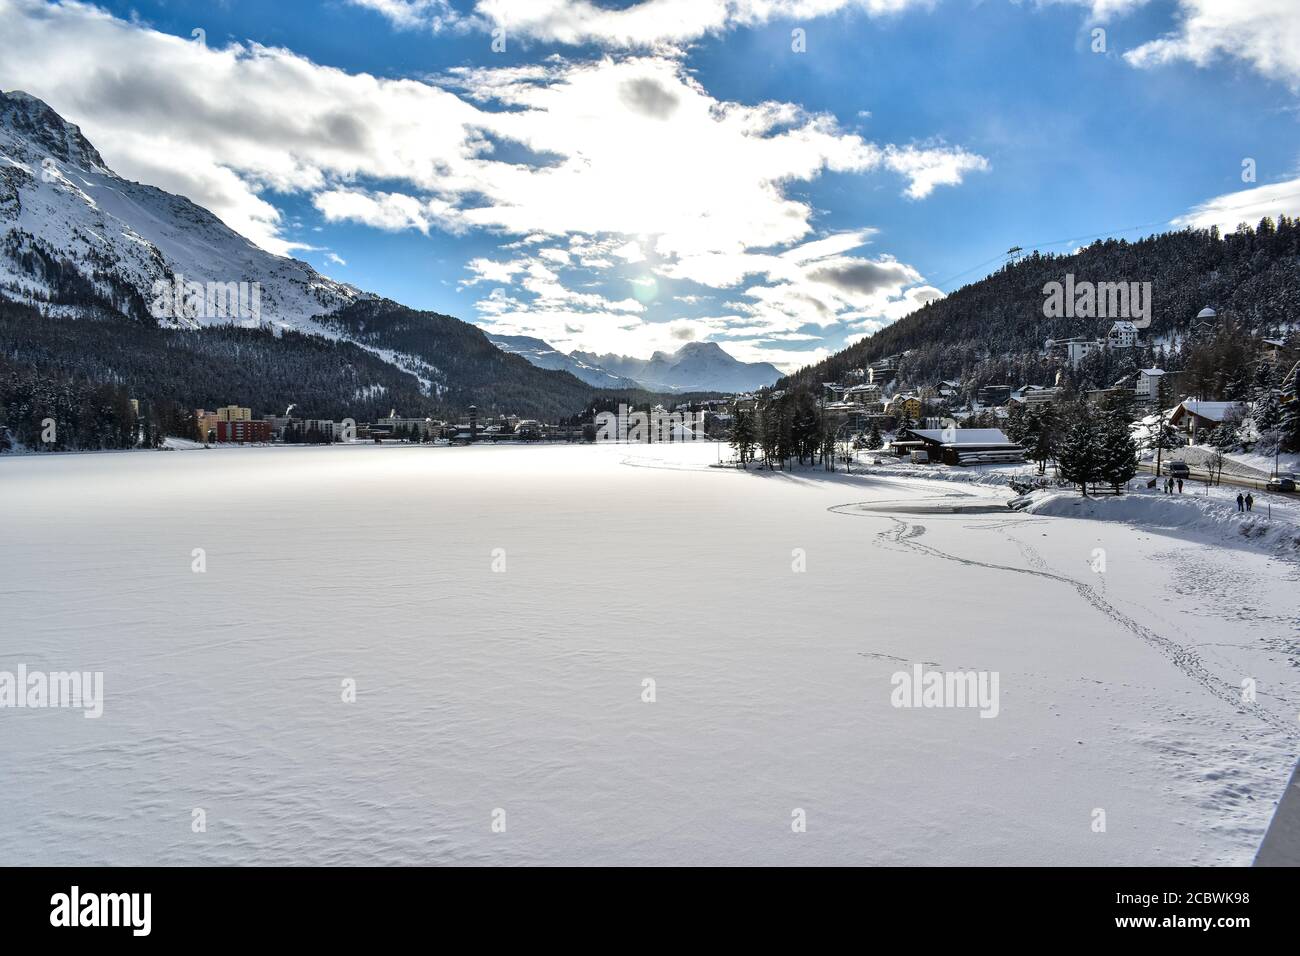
[781,219,1300,405]
[731,388,838,470]
[0,298,729,445]
[1005,399,1141,495]
[0,360,191,452]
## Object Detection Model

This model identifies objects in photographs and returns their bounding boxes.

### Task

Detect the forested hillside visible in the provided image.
[782,220,1300,393]
[0,297,725,450]
[319,299,599,419]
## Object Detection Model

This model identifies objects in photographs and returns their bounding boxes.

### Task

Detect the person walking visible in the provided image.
[1245,493,1254,512]
[1237,493,1245,512]
[1177,478,1183,493]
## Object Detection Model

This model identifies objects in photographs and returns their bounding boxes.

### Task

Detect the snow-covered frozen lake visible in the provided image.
[1,441,1296,865]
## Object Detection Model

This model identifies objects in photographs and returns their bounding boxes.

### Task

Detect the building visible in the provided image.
[1262,339,1291,366]
[214,419,272,443]
[893,427,1027,466]
[885,395,923,421]
[1012,385,1059,406]
[195,405,254,443]
[937,380,962,399]
[1045,322,1143,370]
[1188,306,1218,342]
[1043,336,1102,369]
[297,419,349,441]
[1169,400,1245,438]
[1107,321,1139,349]
[194,409,218,442]
[842,383,883,410]
[868,358,899,385]
[515,419,543,439]
[1135,368,1165,402]
[372,415,441,439]
[978,384,1012,407]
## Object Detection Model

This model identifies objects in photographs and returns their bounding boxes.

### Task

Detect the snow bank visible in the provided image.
[854,458,1030,488]
[1230,451,1300,476]
[1024,488,1300,559]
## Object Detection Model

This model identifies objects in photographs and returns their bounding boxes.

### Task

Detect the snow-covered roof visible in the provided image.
[1197,306,1216,318]
[1139,367,1165,376]
[909,428,1014,445]
[1109,320,1137,332]
[1175,400,1244,423]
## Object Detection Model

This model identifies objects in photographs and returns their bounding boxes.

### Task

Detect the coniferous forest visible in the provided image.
[0,297,723,451]
[781,220,1300,405]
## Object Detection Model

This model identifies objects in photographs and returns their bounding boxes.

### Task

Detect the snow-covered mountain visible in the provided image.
[570,341,782,393]
[486,333,642,389]
[0,89,364,330]
[0,90,774,410]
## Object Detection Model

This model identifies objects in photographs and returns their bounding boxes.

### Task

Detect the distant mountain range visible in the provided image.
[491,334,781,393]
[485,334,643,389]
[0,90,742,421]
[568,340,782,393]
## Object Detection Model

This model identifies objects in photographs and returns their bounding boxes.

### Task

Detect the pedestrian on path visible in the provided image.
[1245,493,1254,512]
[1177,478,1183,493]
[1237,493,1245,512]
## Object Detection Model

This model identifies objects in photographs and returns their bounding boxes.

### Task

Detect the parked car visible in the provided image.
[1166,460,1190,478]
[1266,475,1296,493]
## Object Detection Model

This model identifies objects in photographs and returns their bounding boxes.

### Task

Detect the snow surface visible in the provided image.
[1229,451,1300,478]
[1024,485,1300,559]
[1,442,1296,865]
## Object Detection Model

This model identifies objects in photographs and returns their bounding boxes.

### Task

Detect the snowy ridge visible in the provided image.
[571,340,782,393]
[0,90,365,332]
[486,334,641,389]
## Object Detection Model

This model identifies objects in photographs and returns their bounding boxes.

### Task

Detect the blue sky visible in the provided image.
[2,0,1299,369]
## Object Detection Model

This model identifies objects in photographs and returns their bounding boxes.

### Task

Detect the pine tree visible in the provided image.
[759,400,781,468]
[865,421,883,450]
[1279,361,1300,453]
[1024,405,1058,476]
[1057,407,1103,496]
[1099,411,1138,493]
[1252,389,1280,433]
[730,409,756,466]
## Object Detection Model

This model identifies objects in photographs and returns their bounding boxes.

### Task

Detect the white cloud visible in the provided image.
[1172,176,1300,233]
[314,190,463,234]
[1125,1,1300,88]
[1032,0,1151,20]
[0,0,486,254]
[0,0,980,363]
[355,0,937,49]
[348,0,464,32]
[883,144,990,199]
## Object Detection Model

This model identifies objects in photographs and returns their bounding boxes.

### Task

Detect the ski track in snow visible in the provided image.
[828,502,1295,737]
